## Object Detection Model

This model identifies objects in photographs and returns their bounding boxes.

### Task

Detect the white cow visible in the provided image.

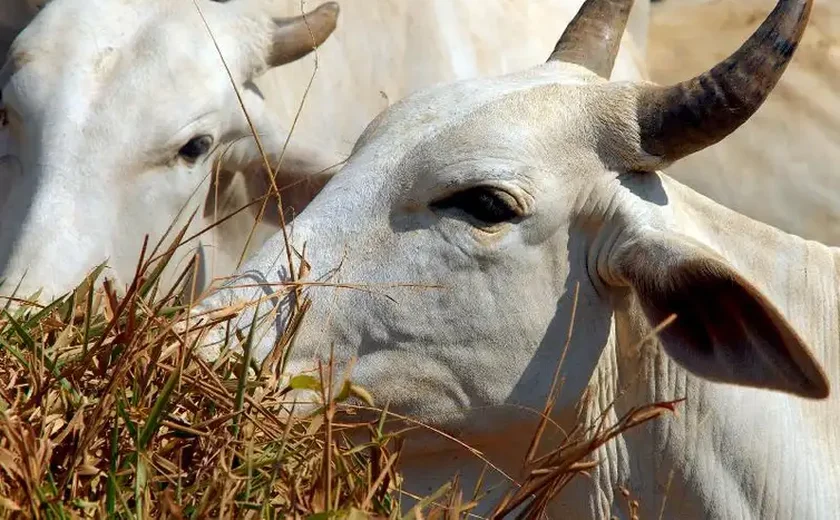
[0,0,650,302]
[195,0,840,517]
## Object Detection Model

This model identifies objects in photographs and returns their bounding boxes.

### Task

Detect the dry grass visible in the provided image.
[0,222,680,519]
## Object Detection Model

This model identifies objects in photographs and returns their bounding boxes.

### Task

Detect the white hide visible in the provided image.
[0,0,649,302]
[194,5,840,520]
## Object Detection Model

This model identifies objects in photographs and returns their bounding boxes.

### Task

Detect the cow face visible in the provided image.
[195,0,828,440]
[0,0,338,300]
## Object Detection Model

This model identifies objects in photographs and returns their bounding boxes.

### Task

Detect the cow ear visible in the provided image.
[238,144,340,225]
[206,139,342,226]
[209,88,344,226]
[609,229,829,399]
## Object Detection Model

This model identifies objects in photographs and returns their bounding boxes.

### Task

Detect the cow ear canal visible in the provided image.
[431,186,522,226]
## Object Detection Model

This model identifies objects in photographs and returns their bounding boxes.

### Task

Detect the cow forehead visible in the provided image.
[8,0,237,140]
[369,63,598,133]
[10,0,236,86]
[352,63,611,182]
[15,0,175,61]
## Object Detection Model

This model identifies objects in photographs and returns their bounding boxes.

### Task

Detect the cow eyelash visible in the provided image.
[430,186,522,225]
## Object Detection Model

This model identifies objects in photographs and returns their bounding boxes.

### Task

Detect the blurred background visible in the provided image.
[649,0,840,244]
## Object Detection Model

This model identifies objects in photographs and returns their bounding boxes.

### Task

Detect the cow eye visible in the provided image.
[431,186,521,225]
[178,135,214,162]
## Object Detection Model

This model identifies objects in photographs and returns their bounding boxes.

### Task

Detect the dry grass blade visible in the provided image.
[491,399,684,519]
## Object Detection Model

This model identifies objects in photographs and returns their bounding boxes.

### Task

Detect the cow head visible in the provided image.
[0,0,340,300]
[196,0,828,437]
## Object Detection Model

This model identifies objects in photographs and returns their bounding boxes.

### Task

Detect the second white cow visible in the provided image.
[195,0,840,517]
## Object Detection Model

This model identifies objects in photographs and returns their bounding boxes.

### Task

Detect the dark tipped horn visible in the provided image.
[637,0,812,164]
[548,0,636,78]
[266,1,339,68]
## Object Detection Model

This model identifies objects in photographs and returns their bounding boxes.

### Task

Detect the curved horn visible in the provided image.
[267,1,339,68]
[548,0,636,78]
[637,0,812,164]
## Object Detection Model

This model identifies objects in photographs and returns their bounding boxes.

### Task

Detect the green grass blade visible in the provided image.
[231,304,259,438]
[138,211,197,299]
[107,421,119,516]
[3,309,35,351]
[0,336,30,370]
[81,269,102,357]
[116,394,138,441]
[400,482,452,520]
[138,366,181,450]
[1,274,25,314]
[22,296,67,329]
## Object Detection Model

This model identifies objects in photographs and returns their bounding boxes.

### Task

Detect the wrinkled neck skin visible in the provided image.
[399,173,840,519]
